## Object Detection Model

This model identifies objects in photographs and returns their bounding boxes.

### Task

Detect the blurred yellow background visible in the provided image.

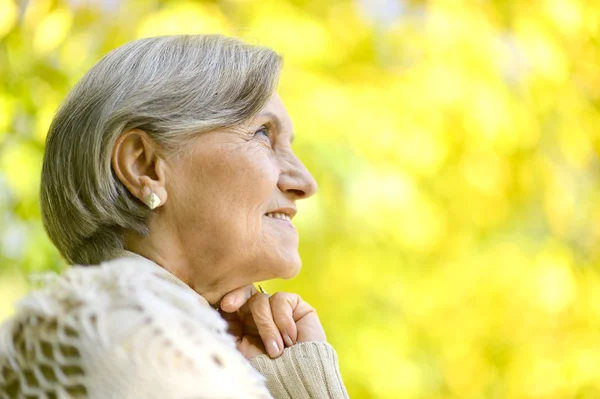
[1,0,600,397]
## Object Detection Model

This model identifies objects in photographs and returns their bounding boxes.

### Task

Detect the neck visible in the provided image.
[123,228,246,307]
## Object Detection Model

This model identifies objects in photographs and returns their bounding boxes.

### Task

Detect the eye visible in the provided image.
[248,125,271,140]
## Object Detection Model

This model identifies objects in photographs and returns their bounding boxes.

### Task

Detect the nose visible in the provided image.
[277,153,318,199]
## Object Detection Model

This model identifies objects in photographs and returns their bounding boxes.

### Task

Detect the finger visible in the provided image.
[220,284,258,313]
[269,292,299,347]
[248,293,284,358]
[289,299,327,343]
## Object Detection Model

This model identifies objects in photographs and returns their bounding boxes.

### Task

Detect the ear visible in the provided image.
[112,129,168,209]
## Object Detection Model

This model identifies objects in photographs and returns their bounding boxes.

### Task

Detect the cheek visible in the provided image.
[245,163,279,202]
[185,145,279,215]
[220,147,279,205]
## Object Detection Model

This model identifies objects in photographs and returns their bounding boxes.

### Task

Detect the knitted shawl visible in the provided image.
[0,255,348,399]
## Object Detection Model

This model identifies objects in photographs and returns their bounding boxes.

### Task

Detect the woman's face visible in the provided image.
[164,93,317,292]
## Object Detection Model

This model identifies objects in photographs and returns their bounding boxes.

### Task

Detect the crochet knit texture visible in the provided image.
[0,257,271,398]
[0,257,348,399]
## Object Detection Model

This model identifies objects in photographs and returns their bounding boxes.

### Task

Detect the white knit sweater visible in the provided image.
[0,255,348,398]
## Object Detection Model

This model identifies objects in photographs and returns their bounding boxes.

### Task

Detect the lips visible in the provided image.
[265,212,292,221]
[264,206,297,221]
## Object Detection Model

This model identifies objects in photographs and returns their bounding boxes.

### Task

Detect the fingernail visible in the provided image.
[221,298,235,309]
[283,333,294,347]
[267,339,280,357]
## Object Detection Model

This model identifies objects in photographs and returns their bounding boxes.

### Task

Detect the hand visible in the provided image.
[219,285,327,360]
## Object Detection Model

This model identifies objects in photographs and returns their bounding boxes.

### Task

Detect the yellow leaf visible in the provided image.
[33,8,73,54]
[137,2,230,37]
[0,0,18,39]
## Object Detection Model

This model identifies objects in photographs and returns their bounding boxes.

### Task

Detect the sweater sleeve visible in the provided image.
[249,342,349,399]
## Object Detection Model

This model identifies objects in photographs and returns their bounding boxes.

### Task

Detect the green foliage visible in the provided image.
[1,0,600,397]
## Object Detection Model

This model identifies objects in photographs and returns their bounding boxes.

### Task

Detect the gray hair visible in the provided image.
[40,35,282,265]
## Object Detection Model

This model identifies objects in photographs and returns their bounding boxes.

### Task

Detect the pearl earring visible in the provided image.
[144,192,160,210]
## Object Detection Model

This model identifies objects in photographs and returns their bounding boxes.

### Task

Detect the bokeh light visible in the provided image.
[1,0,599,397]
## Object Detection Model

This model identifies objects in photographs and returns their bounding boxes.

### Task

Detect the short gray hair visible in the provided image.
[40,35,282,265]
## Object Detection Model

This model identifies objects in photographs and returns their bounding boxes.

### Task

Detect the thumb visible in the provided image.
[220,284,258,313]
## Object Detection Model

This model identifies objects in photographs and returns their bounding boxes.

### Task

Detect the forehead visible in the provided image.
[257,93,293,130]
[263,93,286,114]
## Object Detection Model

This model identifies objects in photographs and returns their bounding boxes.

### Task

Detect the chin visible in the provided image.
[280,262,301,279]
[271,253,302,280]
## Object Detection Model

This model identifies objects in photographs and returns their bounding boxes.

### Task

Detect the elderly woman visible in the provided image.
[0,35,348,398]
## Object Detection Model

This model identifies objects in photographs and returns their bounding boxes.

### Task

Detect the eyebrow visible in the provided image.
[257,111,295,143]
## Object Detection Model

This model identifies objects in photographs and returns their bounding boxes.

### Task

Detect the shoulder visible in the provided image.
[8,257,230,347]
[0,258,271,399]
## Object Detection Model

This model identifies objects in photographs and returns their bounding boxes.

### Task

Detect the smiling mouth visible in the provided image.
[265,212,292,222]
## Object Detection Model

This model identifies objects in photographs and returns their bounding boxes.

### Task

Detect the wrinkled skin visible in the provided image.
[114,93,326,358]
